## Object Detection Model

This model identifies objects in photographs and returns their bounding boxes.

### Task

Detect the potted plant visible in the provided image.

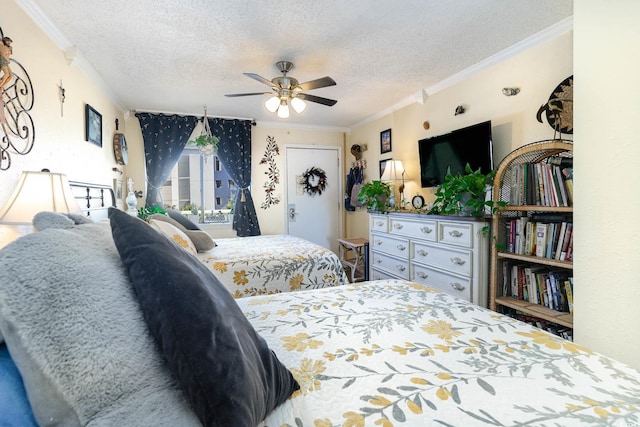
[357,180,391,212]
[429,164,504,217]
[190,134,220,157]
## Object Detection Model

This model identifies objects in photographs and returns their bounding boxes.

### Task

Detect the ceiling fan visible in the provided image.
[225,61,337,118]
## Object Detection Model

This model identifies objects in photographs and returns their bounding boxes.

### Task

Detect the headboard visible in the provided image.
[69,181,117,221]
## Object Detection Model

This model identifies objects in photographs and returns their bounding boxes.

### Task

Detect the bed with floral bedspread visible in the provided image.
[197,234,348,298]
[240,279,640,427]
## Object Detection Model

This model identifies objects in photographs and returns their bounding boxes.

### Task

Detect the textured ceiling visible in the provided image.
[24,0,572,130]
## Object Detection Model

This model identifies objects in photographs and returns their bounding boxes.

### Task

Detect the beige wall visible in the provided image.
[0,0,126,206]
[345,32,573,240]
[573,1,640,370]
[250,126,344,235]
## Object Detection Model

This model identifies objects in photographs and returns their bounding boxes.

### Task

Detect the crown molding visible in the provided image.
[16,0,128,113]
[350,16,573,130]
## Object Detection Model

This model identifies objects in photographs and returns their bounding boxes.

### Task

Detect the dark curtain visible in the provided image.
[208,118,260,236]
[135,113,198,207]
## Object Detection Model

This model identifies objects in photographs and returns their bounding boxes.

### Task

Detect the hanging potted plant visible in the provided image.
[189,106,219,157]
[429,164,504,217]
[191,134,219,157]
[357,180,391,212]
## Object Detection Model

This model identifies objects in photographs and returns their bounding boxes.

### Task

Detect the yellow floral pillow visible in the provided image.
[148,219,198,255]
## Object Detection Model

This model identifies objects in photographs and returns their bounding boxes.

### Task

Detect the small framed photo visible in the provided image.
[379,158,391,179]
[113,178,123,203]
[380,128,392,154]
[85,104,102,147]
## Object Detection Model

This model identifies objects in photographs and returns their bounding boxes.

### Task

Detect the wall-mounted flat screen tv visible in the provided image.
[418,120,494,187]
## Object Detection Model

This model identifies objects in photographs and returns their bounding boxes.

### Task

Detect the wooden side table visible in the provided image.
[337,237,369,283]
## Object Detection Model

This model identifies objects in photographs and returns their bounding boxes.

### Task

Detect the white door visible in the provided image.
[285,145,342,253]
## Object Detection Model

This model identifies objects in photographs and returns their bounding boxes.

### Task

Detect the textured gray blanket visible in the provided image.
[0,218,200,426]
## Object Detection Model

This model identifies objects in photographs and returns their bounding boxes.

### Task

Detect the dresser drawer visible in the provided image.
[412,242,472,277]
[438,221,474,248]
[389,217,437,242]
[370,215,389,232]
[371,253,410,279]
[371,233,409,259]
[411,264,472,301]
[370,268,400,281]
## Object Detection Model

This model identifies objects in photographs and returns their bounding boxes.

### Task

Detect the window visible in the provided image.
[161,148,235,223]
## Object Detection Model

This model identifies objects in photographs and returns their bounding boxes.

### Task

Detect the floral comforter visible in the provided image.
[236,280,640,427]
[197,234,348,298]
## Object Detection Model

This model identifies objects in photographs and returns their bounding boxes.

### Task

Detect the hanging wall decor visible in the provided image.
[302,166,327,196]
[537,75,573,137]
[0,27,35,171]
[259,135,280,209]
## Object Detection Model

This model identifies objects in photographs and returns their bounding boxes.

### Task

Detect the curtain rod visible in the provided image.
[133,109,255,123]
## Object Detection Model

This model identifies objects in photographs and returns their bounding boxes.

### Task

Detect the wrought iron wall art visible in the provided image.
[1,26,35,171]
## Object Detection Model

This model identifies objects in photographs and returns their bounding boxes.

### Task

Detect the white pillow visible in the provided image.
[148,219,198,255]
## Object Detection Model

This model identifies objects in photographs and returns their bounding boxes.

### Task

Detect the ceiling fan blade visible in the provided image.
[225,92,272,97]
[297,93,337,107]
[244,73,278,88]
[297,76,336,91]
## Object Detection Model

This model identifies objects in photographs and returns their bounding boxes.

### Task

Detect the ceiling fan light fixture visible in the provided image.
[277,100,290,119]
[291,97,306,114]
[265,96,280,112]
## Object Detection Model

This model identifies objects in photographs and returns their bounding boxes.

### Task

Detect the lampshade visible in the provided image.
[277,100,290,118]
[264,96,280,113]
[290,97,307,114]
[380,160,408,182]
[0,171,82,225]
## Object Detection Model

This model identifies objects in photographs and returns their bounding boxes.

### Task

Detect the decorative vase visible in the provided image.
[125,178,137,216]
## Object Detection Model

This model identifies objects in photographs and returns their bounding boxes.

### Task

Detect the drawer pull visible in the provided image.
[393,223,404,230]
[416,272,428,279]
[396,265,406,272]
[417,249,428,257]
[375,239,383,246]
[450,282,465,291]
[397,244,407,251]
[448,230,463,238]
[450,257,466,265]
[375,258,383,264]
[376,221,385,227]
[420,226,433,234]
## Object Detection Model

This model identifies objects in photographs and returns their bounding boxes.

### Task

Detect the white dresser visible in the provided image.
[368,213,489,307]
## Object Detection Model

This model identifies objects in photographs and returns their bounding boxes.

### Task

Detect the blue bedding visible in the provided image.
[0,344,38,427]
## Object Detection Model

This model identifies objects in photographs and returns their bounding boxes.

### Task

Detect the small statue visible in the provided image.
[0,36,13,89]
[126,178,138,216]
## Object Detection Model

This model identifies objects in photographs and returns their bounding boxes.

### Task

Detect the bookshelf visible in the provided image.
[489,140,574,338]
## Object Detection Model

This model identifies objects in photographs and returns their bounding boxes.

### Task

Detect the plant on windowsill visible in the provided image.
[429,164,506,217]
[357,180,392,212]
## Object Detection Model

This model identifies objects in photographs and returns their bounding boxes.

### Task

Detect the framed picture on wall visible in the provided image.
[379,158,391,178]
[113,178,123,204]
[85,104,102,147]
[380,128,392,154]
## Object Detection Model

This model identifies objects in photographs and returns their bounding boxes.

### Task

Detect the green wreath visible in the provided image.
[302,166,327,196]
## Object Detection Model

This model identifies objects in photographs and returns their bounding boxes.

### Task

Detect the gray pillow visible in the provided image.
[0,221,200,426]
[32,211,75,230]
[148,213,216,252]
[167,209,201,230]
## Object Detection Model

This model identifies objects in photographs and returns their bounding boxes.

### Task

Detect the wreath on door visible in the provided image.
[302,166,327,196]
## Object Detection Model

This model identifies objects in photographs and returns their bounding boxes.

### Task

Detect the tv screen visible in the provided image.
[418,121,494,187]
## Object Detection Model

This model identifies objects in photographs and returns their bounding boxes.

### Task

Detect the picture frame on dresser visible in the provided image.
[85,104,102,147]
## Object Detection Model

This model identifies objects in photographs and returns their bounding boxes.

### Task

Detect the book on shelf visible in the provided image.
[564,278,574,315]
[508,161,572,207]
[504,262,572,313]
[504,217,572,262]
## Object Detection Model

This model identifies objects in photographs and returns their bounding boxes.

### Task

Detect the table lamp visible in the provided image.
[0,170,83,248]
[380,160,409,207]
